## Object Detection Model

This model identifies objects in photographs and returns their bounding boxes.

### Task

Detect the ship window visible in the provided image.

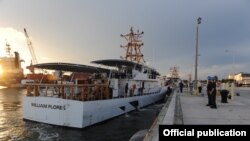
[242,74,250,77]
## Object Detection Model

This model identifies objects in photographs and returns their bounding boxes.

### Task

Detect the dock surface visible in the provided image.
[144,87,250,141]
[180,88,250,124]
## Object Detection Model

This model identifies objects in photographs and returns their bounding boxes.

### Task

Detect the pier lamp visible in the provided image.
[225,49,235,76]
[225,49,236,100]
[194,17,202,93]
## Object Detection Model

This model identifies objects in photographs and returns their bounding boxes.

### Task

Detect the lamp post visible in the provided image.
[225,49,235,76]
[194,17,202,93]
[225,49,235,100]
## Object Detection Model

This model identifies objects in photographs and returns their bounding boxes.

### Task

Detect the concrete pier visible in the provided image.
[144,87,250,141]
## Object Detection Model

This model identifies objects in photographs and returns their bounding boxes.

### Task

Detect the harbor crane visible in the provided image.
[24,28,37,73]
[24,28,38,65]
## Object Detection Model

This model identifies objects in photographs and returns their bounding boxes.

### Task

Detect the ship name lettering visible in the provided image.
[31,103,66,110]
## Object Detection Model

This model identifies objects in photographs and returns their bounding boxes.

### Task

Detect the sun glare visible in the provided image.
[0,27,32,74]
[0,65,3,75]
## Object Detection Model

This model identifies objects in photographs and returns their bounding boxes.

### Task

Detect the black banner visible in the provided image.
[159,125,249,140]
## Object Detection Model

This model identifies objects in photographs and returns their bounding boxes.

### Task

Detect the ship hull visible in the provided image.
[23,87,167,128]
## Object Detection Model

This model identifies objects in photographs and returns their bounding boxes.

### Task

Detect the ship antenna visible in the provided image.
[120,27,145,64]
[5,40,12,57]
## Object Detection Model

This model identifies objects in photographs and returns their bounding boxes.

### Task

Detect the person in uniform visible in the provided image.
[206,78,213,106]
[210,79,217,109]
[125,83,128,96]
[179,80,184,93]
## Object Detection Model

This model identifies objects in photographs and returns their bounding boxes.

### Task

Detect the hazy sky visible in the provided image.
[0,0,249,79]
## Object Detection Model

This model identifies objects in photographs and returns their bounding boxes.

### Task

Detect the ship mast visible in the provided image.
[120,27,145,64]
[169,66,179,79]
[5,41,12,57]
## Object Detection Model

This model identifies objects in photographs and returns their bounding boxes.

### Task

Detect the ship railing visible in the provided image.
[26,83,110,101]
[26,83,163,101]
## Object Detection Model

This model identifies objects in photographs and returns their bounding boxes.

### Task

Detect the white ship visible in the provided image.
[23,28,167,128]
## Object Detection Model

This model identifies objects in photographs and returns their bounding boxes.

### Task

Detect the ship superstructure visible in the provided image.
[167,66,179,80]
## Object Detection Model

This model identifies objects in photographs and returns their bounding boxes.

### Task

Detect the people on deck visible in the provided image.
[125,83,128,96]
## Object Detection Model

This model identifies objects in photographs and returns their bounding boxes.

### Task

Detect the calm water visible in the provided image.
[0,87,164,141]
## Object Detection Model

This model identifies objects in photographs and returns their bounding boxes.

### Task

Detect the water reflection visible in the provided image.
[0,88,26,141]
[0,86,7,89]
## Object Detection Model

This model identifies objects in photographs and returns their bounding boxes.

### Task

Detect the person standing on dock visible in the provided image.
[197,81,203,96]
[210,79,217,109]
[206,78,213,106]
[179,80,184,93]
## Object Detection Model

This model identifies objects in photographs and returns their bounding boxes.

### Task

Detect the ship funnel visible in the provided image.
[14,52,21,69]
